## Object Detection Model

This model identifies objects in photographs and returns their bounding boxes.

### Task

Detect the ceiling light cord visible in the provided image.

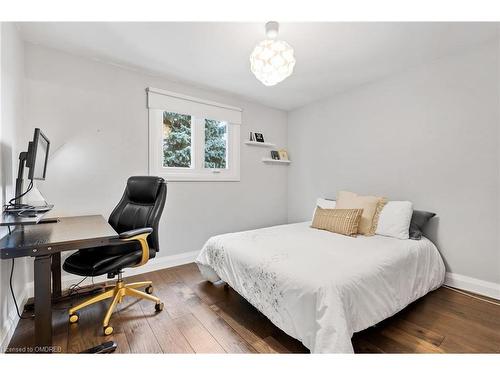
[265,21,279,39]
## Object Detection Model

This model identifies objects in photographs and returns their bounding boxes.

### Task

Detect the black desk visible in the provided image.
[0,215,118,350]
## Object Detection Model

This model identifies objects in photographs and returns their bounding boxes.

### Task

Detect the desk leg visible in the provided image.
[51,253,62,299]
[34,255,53,350]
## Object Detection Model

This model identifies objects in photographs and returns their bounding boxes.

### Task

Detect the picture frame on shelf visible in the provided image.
[254,133,265,143]
[271,150,280,160]
[278,149,289,160]
[249,132,255,141]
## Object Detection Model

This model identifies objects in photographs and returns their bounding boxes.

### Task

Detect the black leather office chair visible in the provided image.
[63,176,167,336]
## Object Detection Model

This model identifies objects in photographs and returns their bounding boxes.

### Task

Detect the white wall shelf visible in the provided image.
[244,141,276,148]
[262,158,291,165]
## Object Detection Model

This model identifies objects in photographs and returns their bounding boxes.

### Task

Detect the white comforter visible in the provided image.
[196,222,445,353]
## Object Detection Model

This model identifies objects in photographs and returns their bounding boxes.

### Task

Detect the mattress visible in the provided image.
[196,222,445,353]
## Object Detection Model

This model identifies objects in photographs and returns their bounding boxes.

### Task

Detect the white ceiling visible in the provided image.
[18,22,499,110]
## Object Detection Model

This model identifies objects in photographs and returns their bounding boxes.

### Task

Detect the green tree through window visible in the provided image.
[163,111,191,168]
[204,119,227,168]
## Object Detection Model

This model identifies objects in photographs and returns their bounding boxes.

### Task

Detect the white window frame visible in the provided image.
[147,87,241,182]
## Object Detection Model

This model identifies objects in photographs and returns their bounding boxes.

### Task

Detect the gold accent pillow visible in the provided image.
[336,191,387,236]
[311,207,364,237]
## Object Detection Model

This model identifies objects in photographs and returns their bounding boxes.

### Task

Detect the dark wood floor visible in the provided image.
[7,263,500,353]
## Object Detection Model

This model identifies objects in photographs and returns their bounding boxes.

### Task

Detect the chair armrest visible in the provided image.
[117,227,153,267]
[119,227,153,239]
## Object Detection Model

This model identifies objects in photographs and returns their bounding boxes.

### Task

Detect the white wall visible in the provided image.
[23,44,288,275]
[0,23,29,351]
[288,41,500,285]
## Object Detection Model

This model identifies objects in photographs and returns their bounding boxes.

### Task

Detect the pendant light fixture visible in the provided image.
[250,21,296,86]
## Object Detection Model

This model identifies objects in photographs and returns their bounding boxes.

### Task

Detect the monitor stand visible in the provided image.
[0,210,49,226]
[8,149,53,213]
[14,151,29,206]
[2,150,54,225]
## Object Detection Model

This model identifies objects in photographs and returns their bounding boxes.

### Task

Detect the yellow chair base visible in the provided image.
[68,279,162,335]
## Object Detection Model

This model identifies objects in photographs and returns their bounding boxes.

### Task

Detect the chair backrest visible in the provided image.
[108,176,167,252]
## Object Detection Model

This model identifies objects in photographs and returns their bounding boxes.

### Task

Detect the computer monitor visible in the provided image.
[7,128,52,210]
[27,128,50,180]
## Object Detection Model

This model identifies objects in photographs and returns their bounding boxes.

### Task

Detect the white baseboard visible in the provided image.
[0,286,29,353]
[444,272,500,300]
[26,250,199,297]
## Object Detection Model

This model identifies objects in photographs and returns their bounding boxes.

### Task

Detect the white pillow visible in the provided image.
[312,198,336,220]
[376,201,413,240]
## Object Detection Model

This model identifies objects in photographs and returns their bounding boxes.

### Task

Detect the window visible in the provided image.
[204,119,227,169]
[148,88,241,181]
[163,111,192,168]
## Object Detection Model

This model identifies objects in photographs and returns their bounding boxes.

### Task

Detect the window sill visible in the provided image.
[150,171,240,182]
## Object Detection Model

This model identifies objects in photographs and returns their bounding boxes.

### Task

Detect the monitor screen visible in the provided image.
[28,128,50,180]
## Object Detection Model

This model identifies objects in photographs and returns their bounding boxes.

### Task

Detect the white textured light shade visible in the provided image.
[250,39,296,86]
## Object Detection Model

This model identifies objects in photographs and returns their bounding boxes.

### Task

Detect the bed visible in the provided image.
[196,221,445,353]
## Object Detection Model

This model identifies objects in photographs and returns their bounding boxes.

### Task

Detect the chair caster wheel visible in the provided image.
[145,285,154,294]
[103,326,114,336]
[69,313,79,324]
[155,302,164,312]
